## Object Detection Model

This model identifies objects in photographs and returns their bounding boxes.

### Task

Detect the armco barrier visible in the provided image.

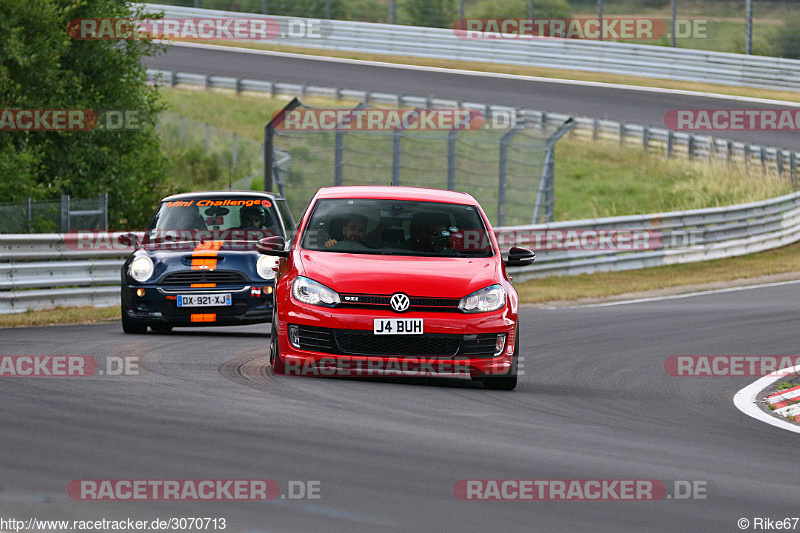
[140,4,800,92]
[2,192,799,313]
[146,68,800,182]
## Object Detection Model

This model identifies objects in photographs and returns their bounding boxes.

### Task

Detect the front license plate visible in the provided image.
[373,318,423,335]
[177,293,232,307]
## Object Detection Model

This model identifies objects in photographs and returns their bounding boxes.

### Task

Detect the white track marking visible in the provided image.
[163,42,800,107]
[575,279,800,308]
[733,365,800,434]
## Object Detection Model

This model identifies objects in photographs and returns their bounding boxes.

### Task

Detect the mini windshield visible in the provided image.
[146,196,283,243]
[301,198,495,257]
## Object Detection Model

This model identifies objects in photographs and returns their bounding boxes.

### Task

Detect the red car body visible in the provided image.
[260,186,534,389]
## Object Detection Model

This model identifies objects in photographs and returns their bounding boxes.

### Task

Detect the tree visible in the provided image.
[0,0,169,228]
[402,0,456,28]
[466,0,572,19]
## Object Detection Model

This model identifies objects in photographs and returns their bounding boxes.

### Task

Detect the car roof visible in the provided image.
[161,190,283,202]
[314,186,478,204]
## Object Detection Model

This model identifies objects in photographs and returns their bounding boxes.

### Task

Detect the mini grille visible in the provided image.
[161,270,247,285]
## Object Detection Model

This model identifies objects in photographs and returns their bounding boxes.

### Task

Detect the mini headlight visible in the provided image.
[458,284,505,313]
[129,256,154,282]
[256,255,278,279]
[292,276,340,306]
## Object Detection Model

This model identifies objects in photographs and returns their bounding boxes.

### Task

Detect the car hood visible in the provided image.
[297,250,498,298]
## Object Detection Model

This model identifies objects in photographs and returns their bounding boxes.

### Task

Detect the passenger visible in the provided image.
[324,214,368,248]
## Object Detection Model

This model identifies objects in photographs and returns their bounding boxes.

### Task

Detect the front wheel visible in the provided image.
[482,330,519,391]
[121,304,147,334]
[269,307,285,375]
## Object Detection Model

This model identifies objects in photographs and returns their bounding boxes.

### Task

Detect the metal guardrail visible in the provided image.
[2,192,799,312]
[141,4,800,92]
[147,68,800,182]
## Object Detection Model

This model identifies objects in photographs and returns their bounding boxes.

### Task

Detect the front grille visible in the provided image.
[459,334,500,357]
[339,294,460,312]
[291,325,500,358]
[161,270,247,285]
[294,325,336,353]
[161,301,249,317]
[335,330,461,356]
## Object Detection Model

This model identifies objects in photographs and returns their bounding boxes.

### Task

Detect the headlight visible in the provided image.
[256,255,278,279]
[292,276,340,306]
[459,284,505,313]
[129,256,154,282]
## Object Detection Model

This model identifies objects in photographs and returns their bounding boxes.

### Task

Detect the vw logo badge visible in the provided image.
[390,293,410,313]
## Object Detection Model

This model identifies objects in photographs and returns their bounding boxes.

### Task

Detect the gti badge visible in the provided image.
[390,293,410,313]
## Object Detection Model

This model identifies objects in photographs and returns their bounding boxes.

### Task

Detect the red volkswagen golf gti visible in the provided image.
[258,186,534,389]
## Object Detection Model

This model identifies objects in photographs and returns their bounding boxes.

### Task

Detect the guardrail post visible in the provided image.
[790,152,797,187]
[592,118,598,141]
[777,149,784,177]
[642,126,650,153]
[667,131,674,158]
[540,112,547,131]
[102,193,108,230]
[760,147,767,174]
[744,145,750,169]
[235,78,242,94]
[687,135,695,160]
[709,137,717,160]
[232,133,238,170]
[392,129,402,185]
[204,75,211,90]
[447,129,458,191]
[727,140,733,164]
[619,122,626,145]
[26,197,32,233]
[60,195,70,233]
[169,71,176,87]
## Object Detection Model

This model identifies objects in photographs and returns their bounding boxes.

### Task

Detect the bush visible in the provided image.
[401,0,456,28]
[773,14,800,59]
[466,0,571,19]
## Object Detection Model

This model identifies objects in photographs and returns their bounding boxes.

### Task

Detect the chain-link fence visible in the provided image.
[157,112,264,191]
[0,195,108,234]
[268,100,574,226]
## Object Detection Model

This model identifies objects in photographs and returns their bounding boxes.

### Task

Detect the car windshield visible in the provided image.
[145,196,283,244]
[300,198,495,257]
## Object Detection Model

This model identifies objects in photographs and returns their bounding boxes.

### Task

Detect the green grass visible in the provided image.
[515,240,800,304]
[158,86,794,224]
[0,306,119,328]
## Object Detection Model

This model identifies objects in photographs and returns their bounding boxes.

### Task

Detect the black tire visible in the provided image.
[269,306,285,375]
[121,304,147,334]
[482,330,519,391]
[150,324,173,333]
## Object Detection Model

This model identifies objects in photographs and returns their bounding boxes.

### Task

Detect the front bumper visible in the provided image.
[277,303,517,377]
[122,283,274,326]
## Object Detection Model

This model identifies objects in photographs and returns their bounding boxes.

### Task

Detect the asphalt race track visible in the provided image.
[1,284,798,532]
[144,44,800,151]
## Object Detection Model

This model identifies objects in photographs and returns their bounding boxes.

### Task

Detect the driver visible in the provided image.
[237,206,263,229]
[324,214,368,248]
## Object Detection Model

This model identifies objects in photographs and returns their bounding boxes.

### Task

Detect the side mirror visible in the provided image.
[119,232,141,250]
[505,246,535,267]
[257,236,289,257]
